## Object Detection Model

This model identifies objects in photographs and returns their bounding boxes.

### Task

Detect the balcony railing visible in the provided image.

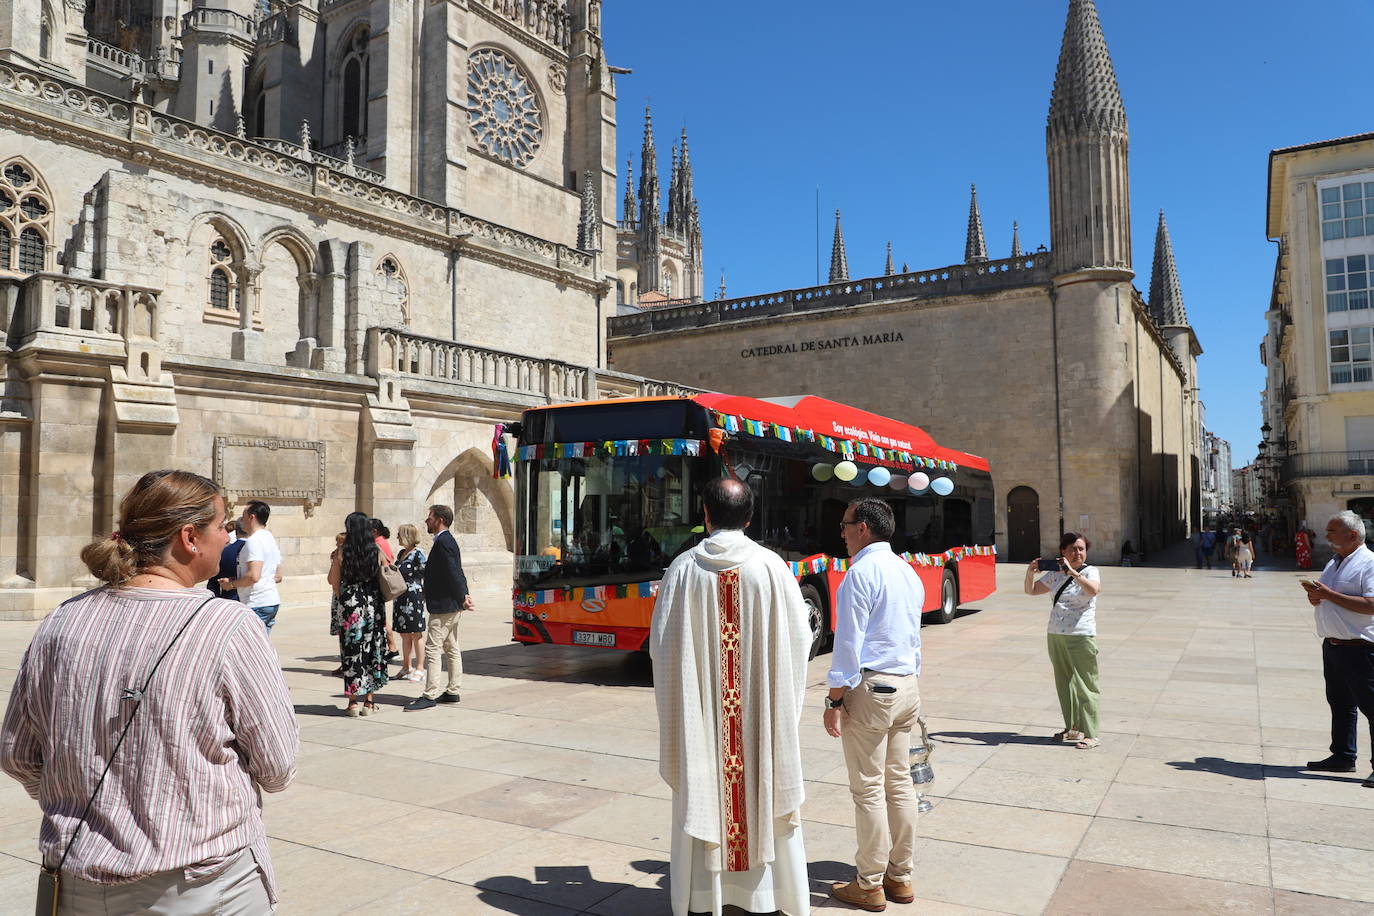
[183,8,258,36]
[1284,451,1374,479]
[4,273,160,350]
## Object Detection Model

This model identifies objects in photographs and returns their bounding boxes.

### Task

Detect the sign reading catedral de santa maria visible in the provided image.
[740,331,905,360]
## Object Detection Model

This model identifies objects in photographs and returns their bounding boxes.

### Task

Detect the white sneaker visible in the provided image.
[408,671,424,682]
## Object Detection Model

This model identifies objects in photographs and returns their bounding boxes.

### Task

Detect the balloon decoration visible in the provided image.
[908,472,930,493]
[834,460,858,482]
[888,474,908,490]
[867,467,892,487]
[930,476,955,496]
[811,463,834,482]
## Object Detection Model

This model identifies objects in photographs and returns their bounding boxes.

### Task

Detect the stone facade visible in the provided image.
[1265,131,1374,549]
[608,0,1204,563]
[0,0,699,618]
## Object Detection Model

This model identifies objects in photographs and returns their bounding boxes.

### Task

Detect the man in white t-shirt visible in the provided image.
[1302,510,1374,786]
[218,500,283,634]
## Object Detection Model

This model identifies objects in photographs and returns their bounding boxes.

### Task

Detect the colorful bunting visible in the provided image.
[708,410,956,472]
[515,439,705,462]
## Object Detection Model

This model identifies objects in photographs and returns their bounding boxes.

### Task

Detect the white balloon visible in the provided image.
[834,460,858,482]
[908,472,930,492]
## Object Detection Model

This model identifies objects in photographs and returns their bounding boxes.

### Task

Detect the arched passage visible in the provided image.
[424,447,515,555]
[1007,485,1041,562]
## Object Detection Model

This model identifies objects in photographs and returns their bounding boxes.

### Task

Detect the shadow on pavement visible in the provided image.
[1165,756,1365,783]
[293,703,343,718]
[463,642,655,688]
[930,730,1049,746]
[476,860,666,913]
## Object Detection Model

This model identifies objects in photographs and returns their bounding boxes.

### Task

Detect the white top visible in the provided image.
[1039,564,1100,636]
[827,541,924,689]
[237,528,282,609]
[1315,544,1374,641]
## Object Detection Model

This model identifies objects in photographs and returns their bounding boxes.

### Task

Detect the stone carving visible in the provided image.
[547,62,566,92]
[213,436,327,516]
[467,48,543,167]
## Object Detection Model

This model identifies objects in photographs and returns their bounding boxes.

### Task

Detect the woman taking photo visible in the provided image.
[329,511,390,715]
[0,469,297,909]
[392,524,428,681]
[1023,532,1102,749]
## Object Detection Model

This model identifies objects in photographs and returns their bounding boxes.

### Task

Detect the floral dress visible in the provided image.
[339,575,388,697]
[393,547,427,634]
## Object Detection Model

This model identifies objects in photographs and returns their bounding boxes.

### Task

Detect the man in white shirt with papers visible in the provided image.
[1302,510,1374,786]
[219,499,283,634]
[824,497,924,912]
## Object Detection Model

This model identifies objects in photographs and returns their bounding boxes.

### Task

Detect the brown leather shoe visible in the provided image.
[830,880,886,911]
[883,875,915,904]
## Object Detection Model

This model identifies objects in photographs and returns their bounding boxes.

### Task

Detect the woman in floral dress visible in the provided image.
[327,511,389,715]
[393,523,427,681]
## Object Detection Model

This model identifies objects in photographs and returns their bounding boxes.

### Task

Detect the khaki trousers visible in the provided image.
[422,610,464,699]
[59,847,270,914]
[840,670,921,890]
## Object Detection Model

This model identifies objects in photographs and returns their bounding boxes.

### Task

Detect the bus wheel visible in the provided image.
[801,584,826,660]
[934,569,958,625]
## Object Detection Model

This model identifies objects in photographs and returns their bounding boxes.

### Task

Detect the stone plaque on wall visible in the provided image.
[213,436,327,516]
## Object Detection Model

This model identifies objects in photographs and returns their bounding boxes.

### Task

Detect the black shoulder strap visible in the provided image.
[45,594,216,875]
[1052,570,1076,606]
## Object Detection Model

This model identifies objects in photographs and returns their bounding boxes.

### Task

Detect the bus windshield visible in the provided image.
[516,453,705,588]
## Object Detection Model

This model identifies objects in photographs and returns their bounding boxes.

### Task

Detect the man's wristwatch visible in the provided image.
[825,695,844,709]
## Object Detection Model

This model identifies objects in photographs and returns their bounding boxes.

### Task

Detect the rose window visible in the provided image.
[467,49,543,167]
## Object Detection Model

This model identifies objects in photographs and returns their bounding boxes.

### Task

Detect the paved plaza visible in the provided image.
[0,562,1372,914]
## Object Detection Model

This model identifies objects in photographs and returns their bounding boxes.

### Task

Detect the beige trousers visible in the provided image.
[840,670,921,890]
[59,847,271,914]
[422,610,463,699]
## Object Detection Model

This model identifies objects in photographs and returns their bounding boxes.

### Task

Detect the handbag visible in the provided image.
[37,595,215,915]
[378,558,406,602]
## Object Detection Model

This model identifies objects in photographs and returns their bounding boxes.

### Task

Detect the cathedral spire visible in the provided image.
[829,210,849,283]
[1047,0,1132,274]
[965,184,988,263]
[1011,220,1022,258]
[1148,210,1188,327]
[717,272,727,301]
[638,106,661,230]
[667,145,681,232]
[577,169,601,252]
[622,159,636,224]
[884,241,895,276]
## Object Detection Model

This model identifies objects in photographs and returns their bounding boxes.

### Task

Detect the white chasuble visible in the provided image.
[650,528,812,916]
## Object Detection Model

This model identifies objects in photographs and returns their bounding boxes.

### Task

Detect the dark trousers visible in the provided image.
[1323,640,1374,765]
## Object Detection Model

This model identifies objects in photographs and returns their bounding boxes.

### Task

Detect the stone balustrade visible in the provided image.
[255,136,385,184]
[608,252,1054,337]
[472,0,572,53]
[183,7,258,36]
[5,273,159,349]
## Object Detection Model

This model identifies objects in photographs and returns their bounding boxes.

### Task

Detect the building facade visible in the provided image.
[607,0,1203,563]
[0,0,696,617]
[1265,132,1374,548]
[1200,425,1234,522]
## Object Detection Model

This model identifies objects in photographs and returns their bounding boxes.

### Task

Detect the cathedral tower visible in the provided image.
[1047,0,1131,276]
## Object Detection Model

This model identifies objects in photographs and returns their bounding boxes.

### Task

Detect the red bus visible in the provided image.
[509,393,996,658]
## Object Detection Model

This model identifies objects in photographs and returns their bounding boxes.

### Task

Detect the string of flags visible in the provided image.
[709,411,957,472]
[515,439,705,461]
[785,545,996,577]
[515,581,660,607]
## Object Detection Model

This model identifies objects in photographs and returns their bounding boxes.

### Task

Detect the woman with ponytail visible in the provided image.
[328,511,390,714]
[0,469,298,911]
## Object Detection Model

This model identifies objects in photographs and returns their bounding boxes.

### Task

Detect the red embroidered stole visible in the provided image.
[717,567,749,872]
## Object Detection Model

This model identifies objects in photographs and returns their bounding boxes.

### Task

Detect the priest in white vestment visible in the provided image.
[650,476,813,916]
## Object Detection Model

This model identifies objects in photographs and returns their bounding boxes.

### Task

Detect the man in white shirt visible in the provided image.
[1303,510,1374,786]
[824,497,924,911]
[218,500,283,634]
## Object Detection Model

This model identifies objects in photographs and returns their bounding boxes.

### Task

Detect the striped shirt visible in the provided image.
[0,586,298,901]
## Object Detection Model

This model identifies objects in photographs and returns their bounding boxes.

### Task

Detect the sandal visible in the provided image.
[1053,730,1084,743]
[360,701,381,717]
[1074,737,1100,749]
[345,703,362,717]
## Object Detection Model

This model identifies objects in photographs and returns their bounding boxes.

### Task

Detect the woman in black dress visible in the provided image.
[327,511,389,715]
[393,523,427,681]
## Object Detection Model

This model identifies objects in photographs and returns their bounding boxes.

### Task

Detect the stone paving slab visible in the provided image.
[0,563,1371,913]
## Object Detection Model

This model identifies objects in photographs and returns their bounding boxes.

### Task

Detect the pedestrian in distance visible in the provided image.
[1226,526,1244,577]
[328,531,346,677]
[371,518,399,662]
[1237,531,1255,578]
[825,497,925,912]
[0,469,297,911]
[218,499,284,633]
[208,518,245,597]
[1025,533,1102,749]
[393,523,428,681]
[1302,511,1374,786]
[405,505,473,711]
[328,511,389,716]
[650,476,810,916]
[1200,528,1217,570]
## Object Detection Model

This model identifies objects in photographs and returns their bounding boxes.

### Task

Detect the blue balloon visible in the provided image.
[930,476,954,496]
[867,467,891,487]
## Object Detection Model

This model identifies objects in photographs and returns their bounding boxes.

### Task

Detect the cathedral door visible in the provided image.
[1007,486,1040,562]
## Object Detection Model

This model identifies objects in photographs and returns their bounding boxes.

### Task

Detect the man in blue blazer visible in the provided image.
[406,504,473,710]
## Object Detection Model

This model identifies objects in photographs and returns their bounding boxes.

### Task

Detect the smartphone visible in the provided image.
[1038,558,1063,573]
[1300,579,1320,590]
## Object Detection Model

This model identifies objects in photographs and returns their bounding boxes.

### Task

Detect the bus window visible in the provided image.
[944,499,973,548]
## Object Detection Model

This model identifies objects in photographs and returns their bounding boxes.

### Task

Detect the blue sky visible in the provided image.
[602,0,1374,467]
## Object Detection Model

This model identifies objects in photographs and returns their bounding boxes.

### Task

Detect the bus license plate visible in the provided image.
[573,631,616,647]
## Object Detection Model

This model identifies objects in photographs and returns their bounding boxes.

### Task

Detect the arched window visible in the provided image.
[339,27,369,144]
[208,237,239,312]
[0,159,52,275]
[377,255,409,324]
